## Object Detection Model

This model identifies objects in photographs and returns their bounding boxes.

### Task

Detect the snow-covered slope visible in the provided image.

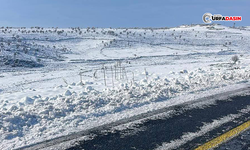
[0,24,250,149]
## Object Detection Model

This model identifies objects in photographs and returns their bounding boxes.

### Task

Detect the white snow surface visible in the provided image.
[0,24,250,149]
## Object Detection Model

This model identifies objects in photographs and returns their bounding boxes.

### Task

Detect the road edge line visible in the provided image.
[195,120,250,150]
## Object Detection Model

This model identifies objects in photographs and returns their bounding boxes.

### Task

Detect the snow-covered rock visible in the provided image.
[21,96,34,105]
[64,90,72,96]
[85,86,94,92]
[180,69,188,74]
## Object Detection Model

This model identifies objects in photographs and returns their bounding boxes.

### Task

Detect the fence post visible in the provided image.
[114,63,117,80]
[79,72,83,84]
[132,72,135,83]
[119,61,122,79]
[103,65,107,86]
[144,68,148,79]
[93,70,97,79]
[111,66,114,88]
[124,67,128,83]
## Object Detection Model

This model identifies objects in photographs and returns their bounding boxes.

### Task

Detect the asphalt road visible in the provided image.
[215,128,250,150]
[67,93,250,150]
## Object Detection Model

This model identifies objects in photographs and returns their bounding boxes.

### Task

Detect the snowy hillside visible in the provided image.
[0,24,250,149]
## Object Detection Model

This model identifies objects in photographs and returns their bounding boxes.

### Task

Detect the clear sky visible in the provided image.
[0,0,249,28]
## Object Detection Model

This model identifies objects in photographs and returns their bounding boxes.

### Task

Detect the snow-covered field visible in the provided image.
[0,24,250,149]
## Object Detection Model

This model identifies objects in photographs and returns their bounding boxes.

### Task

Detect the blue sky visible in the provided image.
[0,0,249,28]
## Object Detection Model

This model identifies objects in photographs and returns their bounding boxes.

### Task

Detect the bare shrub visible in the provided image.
[232,55,239,64]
